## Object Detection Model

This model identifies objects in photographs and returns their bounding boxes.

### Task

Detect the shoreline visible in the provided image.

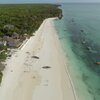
[54,19,78,100]
[0,18,77,100]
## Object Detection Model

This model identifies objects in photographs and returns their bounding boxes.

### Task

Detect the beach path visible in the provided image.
[0,18,76,100]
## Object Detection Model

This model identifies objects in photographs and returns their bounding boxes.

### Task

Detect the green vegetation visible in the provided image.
[0,45,7,51]
[0,51,7,61]
[0,4,62,36]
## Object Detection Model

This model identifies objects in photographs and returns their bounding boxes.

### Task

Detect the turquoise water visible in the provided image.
[55,3,100,100]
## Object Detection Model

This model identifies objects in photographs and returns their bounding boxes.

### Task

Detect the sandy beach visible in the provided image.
[0,18,76,100]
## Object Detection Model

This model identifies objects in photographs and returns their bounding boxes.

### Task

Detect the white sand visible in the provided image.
[0,18,77,100]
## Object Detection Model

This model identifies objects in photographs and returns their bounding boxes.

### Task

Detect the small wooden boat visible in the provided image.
[96,62,100,65]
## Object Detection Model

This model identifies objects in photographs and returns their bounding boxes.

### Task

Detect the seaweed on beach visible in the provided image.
[42,66,51,69]
[0,71,3,83]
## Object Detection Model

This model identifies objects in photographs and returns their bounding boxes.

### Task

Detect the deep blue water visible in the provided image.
[55,3,100,100]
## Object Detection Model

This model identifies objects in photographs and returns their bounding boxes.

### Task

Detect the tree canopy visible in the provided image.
[0,4,62,36]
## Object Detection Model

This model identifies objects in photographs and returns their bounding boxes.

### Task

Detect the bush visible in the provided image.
[0,71,3,83]
[0,51,7,61]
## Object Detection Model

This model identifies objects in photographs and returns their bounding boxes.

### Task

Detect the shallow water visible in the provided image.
[55,3,100,100]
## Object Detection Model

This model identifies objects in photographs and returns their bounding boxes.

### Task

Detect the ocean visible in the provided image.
[55,3,100,100]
